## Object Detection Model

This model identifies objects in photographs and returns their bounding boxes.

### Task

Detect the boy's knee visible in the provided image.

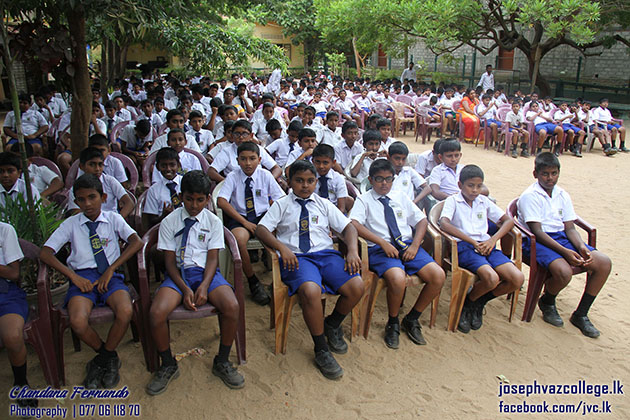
[343,276,364,299]
[482,270,500,289]
[423,264,445,288]
[298,282,321,302]
[149,305,167,326]
[69,315,90,335]
[511,270,525,290]
[115,303,133,323]
[1,327,24,350]
[385,270,406,292]
[219,295,240,319]
[592,252,612,272]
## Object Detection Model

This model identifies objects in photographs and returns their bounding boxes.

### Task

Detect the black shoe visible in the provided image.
[603,145,617,156]
[384,322,400,349]
[249,250,259,263]
[620,146,630,153]
[521,149,530,158]
[146,363,180,396]
[324,322,348,354]
[470,302,484,330]
[101,356,121,388]
[314,350,343,380]
[570,313,600,338]
[538,299,564,327]
[401,317,426,345]
[573,145,583,157]
[249,280,270,306]
[212,357,245,389]
[511,148,518,158]
[83,357,106,389]
[553,144,561,157]
[457,305,472,333]
[542,139,550,149]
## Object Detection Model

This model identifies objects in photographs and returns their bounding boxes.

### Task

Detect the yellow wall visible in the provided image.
[126,45,179,67]
[250,23,304,69]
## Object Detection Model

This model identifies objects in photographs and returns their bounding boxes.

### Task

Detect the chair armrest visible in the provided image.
[223,227,242,286]
[508,227,523,268]
[425,224,442,267]
[358,237,370,276]
[574,217,597,247]
[36,260,54,320]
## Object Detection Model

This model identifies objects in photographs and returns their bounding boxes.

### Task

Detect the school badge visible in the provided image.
[198,233,206,242]
[477,212,484,219]
[300,219,309,231]
[255,189,262,197]
[311,215,319,224]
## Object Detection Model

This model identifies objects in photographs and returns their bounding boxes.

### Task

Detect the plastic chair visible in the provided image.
[131,190,149,238]
[416,107,442,144]
[360,228,442,339]
[30,156,63,180]
[137,224,246,371]
[110,152,139,192]
[507,198,596,322]
[109,121,131,152]
[429,201,521,331]
[142,148,211,188]
[390,102,416,138]
[452,101,466,142]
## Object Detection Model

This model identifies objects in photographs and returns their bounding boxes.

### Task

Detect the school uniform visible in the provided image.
[334,141,364,171]
[428,163,462,196]
[218,166,285,230]
[0,222,28,320]
[89,119,107,137]
[138,113,164,132]
[380,137,396,153]
[441,192,512,273]
[311,101,329,120]
[3,109,48,146]
[155,109,168,122]
[100,115,125,138]
[316,169,348,205]
[259,192,359,296]
[212,119,225,139]
[157,206,230,295]
[284,146,312,168]
[211,142,277,176]
[320,126,342,146]
[526,111,556,134]
[118,124,154,151]
[590,107,621,130]
[143,174,182,216]
[438,97,456,117]
[149,132,201,154]
[355,97,372,113]
[44,211,136,306]
[505,110,525,130]
[477,103,501,128]
[350,189,434,277]
[78,155,128,185]
[554,109,581,133]
[0,179,41,207]
[518,182,594,268]
[152,150,202,184]
[252,118,285,145]
[23,163,60,194]
[392,167,426,200]
[130,91,147,102]
[67,174,127,213]
[115,108,132,122]
[266,136,295,168]
[336,98,356,116]
[349,154,384,183]
[414,150,438,179]
[189,128,214,154]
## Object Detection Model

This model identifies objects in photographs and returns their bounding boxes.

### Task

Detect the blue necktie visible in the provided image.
[175,218,197,281]
[378,196,408,251]
[107,119,113,136]
[195,131,201,145]
[166,182,181,208]
[244,177,256,222]
[289,142,295,152]
[318,176,329,199]
[86,221,110,274]
[296,198,311,253]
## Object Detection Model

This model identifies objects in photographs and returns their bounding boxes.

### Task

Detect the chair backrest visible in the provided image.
[428,200,444,228]
[65,159,80,189]
[211,180,225,220]
[18,239,51,318]
[30,157,63,180]
[352,94,362,101]
[345,180,359,199]
[507,198,531,233]
[452,100,462,112]
[372,102,391,117]
[132,190,148,237]
[110,152,139,192]
[157,122,168,136]
[110,121,131,144]
[497,107,510,122]
[397,95,413,106]
[414,97,429,107]
[390,102,415,119]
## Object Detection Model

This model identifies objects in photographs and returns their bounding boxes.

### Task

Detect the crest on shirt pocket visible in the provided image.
[198,233,206,242]
[558,209,563,216]
[402,180,408,186]
[396,210,403,219]
[311,215,319,224]
[255,189,262,197]
[477,212,484,219]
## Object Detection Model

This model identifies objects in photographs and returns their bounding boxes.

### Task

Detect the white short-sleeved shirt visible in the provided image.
[115,108,132,121]
[392,167,426,200]
[506,110,524,127]
[189,129,214,154]
[218,167,285,217]
[0,222,23,267]
[44,211,136,271]
[157,207,224,269]
[149,132,201,154]
[209,141,229,160]
[429,163,462,196]
[439,97,456,110]
[349,154,383,183]
[336,98,356,114]
[590,107,613,124]
[67,174,127,212]
[0,178,41,207]
[526,111,547,126]
[441,192,504,242]
[152,150,202,184]
[350,189,425,247]
[100,115,124,134]
[553,109,572,123]
[476,103,496,120]
[25,163,59,194]
[143,174,182,216]
[517,182,577,233]
[414,150,438,178]
[320,127,342,146]
[138,113,163,132]
[266,137,296,168]
[334,140,364,170]
[3,109,48,136]
[78,155,128,184]
[259,192,351,254]
[285,146,313,168]
[211,142,276,176]
[316,169,348,205]
[118,124,154,151]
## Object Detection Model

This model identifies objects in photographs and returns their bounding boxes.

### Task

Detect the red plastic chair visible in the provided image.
[109,121,132,153]
[137,224,246,372]
[507,199,596,322]
[416,107,442,144]
[110,152,139,192]
[142,148,211,188]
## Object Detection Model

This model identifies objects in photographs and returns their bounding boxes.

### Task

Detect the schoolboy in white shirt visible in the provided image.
[334,121,363,172]
[138,99,164,132]
[505,102,531,158]
[147,171,244,395]
[143,147,182,228]
[151,129,202,183]
[101,101,124,138]
[188,110,214,154]
[150,110,201,154]
[414,139,443,179]
[350,159,444,348]
[429,139,464,200]
[284,128,319,173]
[113,96,132,121]
[267,120,300,167]
[349,130,387,185]
[10,142,63,198]
[388,142,430,204]
[312,144,351,213]
[40,174,143,389]
[0,152,41,208]
[590,98,627,152]
[3,94,49,156]
[320,111,342,146]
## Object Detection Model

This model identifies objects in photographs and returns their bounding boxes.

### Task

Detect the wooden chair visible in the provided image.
[142,147,211,188]
[507,199,596,322]
[429,201,521,332]
[137,224,246,372]
[390,102,416,138]
[264,239,372,355]
[360,226,442,339]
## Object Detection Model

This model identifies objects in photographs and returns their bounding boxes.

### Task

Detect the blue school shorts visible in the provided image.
[224,213,263,231]
[523,231,595,268]
[360,107,371,113]
[316,111,326,119]
[8,137,43,147]
[562,123,581,133]
[484,119,502,127]
[0,280,28,321]
[457,242,512,273]
[280,249,359,296]
[535,123,558,134]
[444,111,456,118]
[606,123,622,130]
[159,267,231,295]
[64,268,129,307]
[368,241,435,278]
[289,104,298,110]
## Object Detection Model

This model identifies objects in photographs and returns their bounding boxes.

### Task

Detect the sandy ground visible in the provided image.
[1,130,629,419]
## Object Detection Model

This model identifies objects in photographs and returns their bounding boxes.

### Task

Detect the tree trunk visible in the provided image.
[526,46,551,97]
[118,44,128,79]
[352,37,361,78]
[66,5,91,160]
[100,37,109,99]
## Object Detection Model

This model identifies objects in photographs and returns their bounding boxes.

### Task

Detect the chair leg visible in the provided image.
[447,271,475,332]
[521,266,548,322]
[25,326,62,388]
[71,330,81,352]
[508,288,520,322]
[354,273,373,340]
[429,290,440,328]
[363,276,386,339]
[280,295,297,355]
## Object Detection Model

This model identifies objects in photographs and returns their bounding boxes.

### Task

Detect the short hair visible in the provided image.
[167,128,186,141]
[369,158,395,177]
[18,93,30,103]
[223,105,238,115]
[140,99,152,107]
[534,152,560,172]
[482,94,492,101]
[287,120,303,133]
[341,120,358,134]
[156,147,180,165]
[298,128,317,140]
[303,106,316,115]
[296,102,306,109]
[189,110,204,120]
[209,97,223,108]
[288,159,317,179]
[599,98,609,104]
[262,102,274,111]
[0,151,22,170]
[135,119,152,136]
[237,141,259,156]
[79,147,105,164]
[325,111,339,120]
[439,139,461,154]
[459,164,484,183]
[73,173,103,196]
[312,144,335,160]
[432,138,444,154]
[233,119,252,133]
[362,129,383,145]
[376,118,391,129]
[223,120,236,133]
[180,170,211,196]
[265,118,282,133]
[166,109,183,123]
[154,97,164,105]
[388,141,408,157]
[88,134,109,148]
[104,100,116,109]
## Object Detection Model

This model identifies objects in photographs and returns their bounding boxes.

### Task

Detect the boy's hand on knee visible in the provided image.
[562,249,585,267]
[183,287,197,311]
[71,274,95,294]
[193,287,208,308]
[401,243,419,262]
[279,247,298,271]
[344,252,361,275]
[381,242,399,259]
[96,269,114,294]
[244,221,257,236]
[476,240,495,256]
[579,247,593,266]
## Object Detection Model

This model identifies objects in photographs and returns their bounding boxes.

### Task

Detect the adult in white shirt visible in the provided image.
[477,65,495,93]
[400,62,417,83]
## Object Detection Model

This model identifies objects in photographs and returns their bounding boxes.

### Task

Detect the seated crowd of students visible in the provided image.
[0,71,615,404]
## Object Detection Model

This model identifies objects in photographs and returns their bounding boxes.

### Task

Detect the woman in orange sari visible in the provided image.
[458,89,480,142]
